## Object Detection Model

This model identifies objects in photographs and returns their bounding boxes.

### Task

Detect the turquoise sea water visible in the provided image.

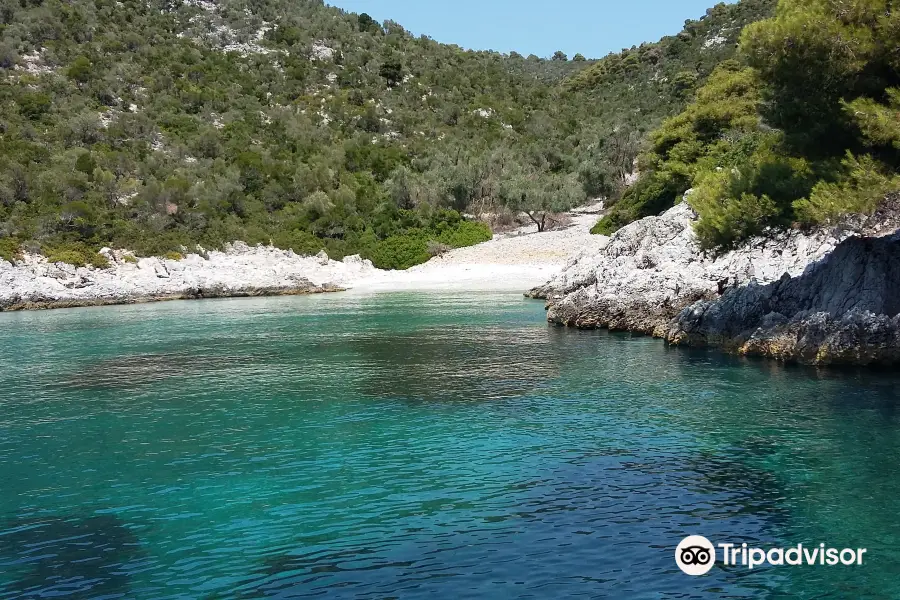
[0,292,898,599]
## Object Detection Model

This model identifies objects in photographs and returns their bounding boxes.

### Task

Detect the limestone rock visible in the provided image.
[531,200,900,365]
[0,242,383,312]
[666,234,900,365]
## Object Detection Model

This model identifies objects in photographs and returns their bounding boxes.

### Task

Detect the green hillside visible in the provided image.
[566,0,776,128]
[0,0,779,268]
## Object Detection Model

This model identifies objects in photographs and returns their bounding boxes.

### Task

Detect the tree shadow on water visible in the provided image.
[0,514,144,600]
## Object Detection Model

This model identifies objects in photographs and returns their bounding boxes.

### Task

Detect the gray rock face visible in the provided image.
[530,199,900,365]
[667,234,900,365]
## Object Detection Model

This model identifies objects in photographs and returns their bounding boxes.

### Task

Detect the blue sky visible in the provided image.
[327,0,730,59]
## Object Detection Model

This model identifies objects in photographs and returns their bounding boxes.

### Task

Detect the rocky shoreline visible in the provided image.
[0,285,345,312]
[0,243,375,312]
[528,197,900,366]
[0,213,607,309]
[5,201,900,366]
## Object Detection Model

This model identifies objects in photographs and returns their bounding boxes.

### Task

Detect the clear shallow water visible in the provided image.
[0,293,898,600]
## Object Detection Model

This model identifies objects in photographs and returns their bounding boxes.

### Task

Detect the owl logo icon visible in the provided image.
[675,535,716,575]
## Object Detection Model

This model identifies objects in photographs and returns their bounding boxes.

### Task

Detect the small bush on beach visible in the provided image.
[435,221,492,248]
[370,232,430,270]
[368,219,492,269]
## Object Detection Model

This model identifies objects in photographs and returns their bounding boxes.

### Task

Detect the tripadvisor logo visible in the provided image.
[675,535,868,576]
[676,535,716,576]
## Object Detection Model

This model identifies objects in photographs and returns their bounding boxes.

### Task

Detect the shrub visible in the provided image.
[369,232,429,270]
[687,137,818,248]
[46,250,89,266]
[271,229,326,256]
[67,56,93,83]
[590,218,611,235]
[122,254,138,264]
[593,171,685,234]
[436,221,492,248]
[18,92,52,120]
[363,219,490,269]
[379,61,403,86]
[43,242,111,268]
[0,237,20,263]
[688,169,779,249]
[358,13,380,33]
[794,153,900,224]
[163,251,183,261]
[91,252,111,269]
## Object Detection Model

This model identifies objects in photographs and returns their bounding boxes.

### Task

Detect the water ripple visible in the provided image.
[0,293,899,599]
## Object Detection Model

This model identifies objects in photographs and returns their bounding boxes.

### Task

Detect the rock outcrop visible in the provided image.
[0,245,380,312]
[667,234,900,365]
[529,199,900,365]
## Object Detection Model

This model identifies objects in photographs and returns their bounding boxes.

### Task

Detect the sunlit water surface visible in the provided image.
[0,293,898,599]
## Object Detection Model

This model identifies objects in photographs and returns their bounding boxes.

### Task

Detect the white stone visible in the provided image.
[310,43,334,61]
[533,200,860,335]
[703,34,728,48]
[0,244,386,309]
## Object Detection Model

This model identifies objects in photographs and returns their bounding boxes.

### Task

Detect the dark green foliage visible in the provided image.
[270,230,326,256]
[610,0,900,250]
[74,152,97,177]
[379,60,403,86]
[18,92,52,120]
[672,71,698,97]
[741,0,900,157]
[593,171,685,234]
[66,56,93,83]
[370,232,430,270]
[367,216,491,269]
[794,153,900,225]
[688,146,814,248]
[434,220,492,248]
[358,13,380,33]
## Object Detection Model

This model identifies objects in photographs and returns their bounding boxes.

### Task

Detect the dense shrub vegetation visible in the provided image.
[597,0,900,249]
[0,0,780,267]
[367,214,491,270]
[568,0,775,97]
[0,0,597,268]
[3,0,883,264]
